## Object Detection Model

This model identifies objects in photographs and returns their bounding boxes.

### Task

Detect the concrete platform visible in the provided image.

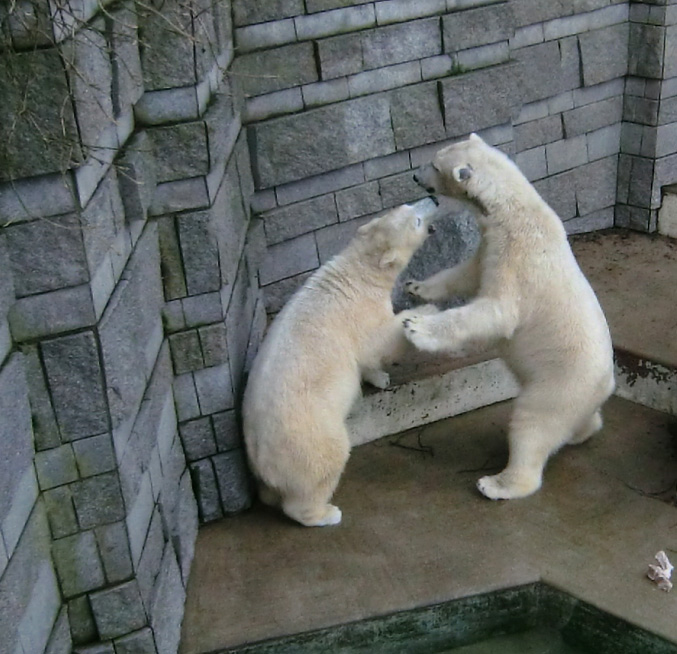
[180,229,677,654]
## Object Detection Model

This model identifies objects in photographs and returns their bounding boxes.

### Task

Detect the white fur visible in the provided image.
[406,134,615,500]
[243,204,437,526]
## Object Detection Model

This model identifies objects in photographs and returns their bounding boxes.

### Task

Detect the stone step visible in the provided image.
[348,228,677,446]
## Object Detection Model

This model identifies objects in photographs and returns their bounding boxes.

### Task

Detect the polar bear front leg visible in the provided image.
[362,368,390,389]
[405,253,480,301]
[404,298,515,355]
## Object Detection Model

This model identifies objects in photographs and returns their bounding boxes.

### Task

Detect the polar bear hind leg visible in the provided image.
[477,396,580,500]
[568,409,603,445]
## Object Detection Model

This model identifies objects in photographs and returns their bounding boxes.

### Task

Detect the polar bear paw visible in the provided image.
[477,472,541,501]
[404,280,434,301]
[363,369,390,389]
[402,314,443,352]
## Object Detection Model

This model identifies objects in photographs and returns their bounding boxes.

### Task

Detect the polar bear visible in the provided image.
[243,201,438,527]
[404,133,615,500]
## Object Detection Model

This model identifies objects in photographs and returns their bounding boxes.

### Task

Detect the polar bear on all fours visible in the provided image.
[404,133,615,501]
[243,201,439,527]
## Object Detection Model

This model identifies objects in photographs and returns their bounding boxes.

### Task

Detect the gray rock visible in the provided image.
[213,449,253,513]
[335,182,382,222]
[150,544,185,654]
[189,460,223,522]
[514,115,563,152]
[4,213,89,297]
[198,323,230,368]
[0,48,81,181]
[362,18,441,69]
[43,486,79,539]
[390,82,446,151]
[149,122,209,183]
[263,194,338,245]
[318,32,364,80]
[252,95,395,188]
[212,409,242,452]
[68,595,98,646]
[233,0,303,26]
[108,1,144,117]
[193,363,235,414]
[574,156,618,215]
[52,531,106,598]
[177,211,221,296]
[443,3,513,52]
[534,169,577,220]
[136,507,164,612]
[0,354,33,525]
[96,521,134,585]
[117,131,157,229]
[173,471,198,584]
[45,606,72,654]
[579,23,629,86]
[90,579,147,640]
[71,472,126,530]
[72,433,117,479]
[41,331,109,441]
[180,417,217,463]
[114,628,158,654]
[34,445,79,491]
[169,330,205,375]
[182,292,224,327]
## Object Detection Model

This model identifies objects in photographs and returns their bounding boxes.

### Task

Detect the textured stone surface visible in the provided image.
[442,3,513,52]
[253,95,395,188]
[579,23,629,86]
[177,211,222,296]
[336,182,383,221]
[34,445,78,491]
[0,48,81,181]
[72,434,116,478]
[71,472,126,530]
[263,194,338,244]
[212,449,253,513]
[390,82,446,150]
[45,606,72,654]
[41,331,109,442]
[189,460,222,522]
[117,131,157,228]
[150,122,210,183]
[151,545,186,654]
[114,628,158,654]
[362,18,441,69]
[90,580,147,640]
[96,521,134,585]
[233,0,303,25]
[68,595,98,646]
[52,531,105,598]
[318,32,364,80]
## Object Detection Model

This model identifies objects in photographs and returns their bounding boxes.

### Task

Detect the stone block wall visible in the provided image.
[0,1,263,652]
[239,0,677,315]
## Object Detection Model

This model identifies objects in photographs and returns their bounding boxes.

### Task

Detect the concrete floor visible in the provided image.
[180,229,677,654]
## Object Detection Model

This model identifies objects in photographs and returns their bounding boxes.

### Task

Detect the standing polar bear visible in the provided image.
[405,133,615,500]
[243,201,438,527]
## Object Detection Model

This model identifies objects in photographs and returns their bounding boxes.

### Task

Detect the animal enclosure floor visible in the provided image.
[180,396,677,654]
[180,229,677,654]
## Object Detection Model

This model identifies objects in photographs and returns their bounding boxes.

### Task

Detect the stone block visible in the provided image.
[157,216,188,301]
[514,40,578,105]
[364,151,411,180]
[117,131,157,229]
[193,0,220,82]
[182,292,224,327]
[213,449,253,513]
[562,96,623,138]
[307,0,373,11]
[246,87,304,123]
[173,373,201,422]
[314,215,369,264]
[62,21,115,151]
[177,210,222,296]
[264,194,338,244]
[234,42,317,97]
[150,122,209,183]
[534,169,577,220]
[100,225,163,437]
[665,25,677,80]
[564,207,614,235]
[96,521,134,585]
[0,48,82,181]
[41,330,108,441]
[9,283,97,342]
[135,506,164,612]
[43,485,79,539]
[68,595,98,646]
[212,410,242,452]
[114,628,158,654]
[2,465,39,556]
[514,115,562,152]
[262,271,312,314]
[275,164,365,205]
[150,545,186,654]
[6,211,89,297]
[73,433,117,479]
[108,1,144,116]
[295,4,376,40]
[174,470,198,584]
[35,445,78,491]
[454,40,509,72]
[363,18,441,70]
[579,23,629,86]
[90,580,147,640]
[515,146,548,181]
[253,95,395,188]
[441,63,519,137]
[442,3,513,52]
[379,170,429,208]
[193,362,235,414]
[587,124,621,161]
[574,156,618,215]
[318,32,364,80]
[45,606,72,654]
[189,459,223,522]
[336,182,383,221]
[138,0,196,91]
[628,23,664,80]
[52,530,106,597]
[169,330,205,375]
[375,0,446,24]
[233,0,303,25]
[74,644,116,654]
[198,323,230,368]
[180,417,217,461]
[16,559,61,654]
[259,232,319,285]
[236,18,296,52]
[72,472,126,530]
[0,354,33,525]
[616,204,652,231]
[390,81,446,150]
[546,135,589,175]
[302,78,351,108]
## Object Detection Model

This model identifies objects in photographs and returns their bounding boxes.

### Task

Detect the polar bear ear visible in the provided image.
[379,250,398,269]
[357,222,373,235]
[452,165,473,182]
[469,132,484,143]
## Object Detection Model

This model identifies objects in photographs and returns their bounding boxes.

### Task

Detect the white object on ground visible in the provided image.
[647,550,673,592]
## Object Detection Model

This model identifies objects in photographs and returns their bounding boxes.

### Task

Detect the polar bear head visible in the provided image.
[354,200,438,272]
[414,133,526,211]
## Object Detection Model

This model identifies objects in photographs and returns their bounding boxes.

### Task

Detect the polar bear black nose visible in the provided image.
[428,224,436,234]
